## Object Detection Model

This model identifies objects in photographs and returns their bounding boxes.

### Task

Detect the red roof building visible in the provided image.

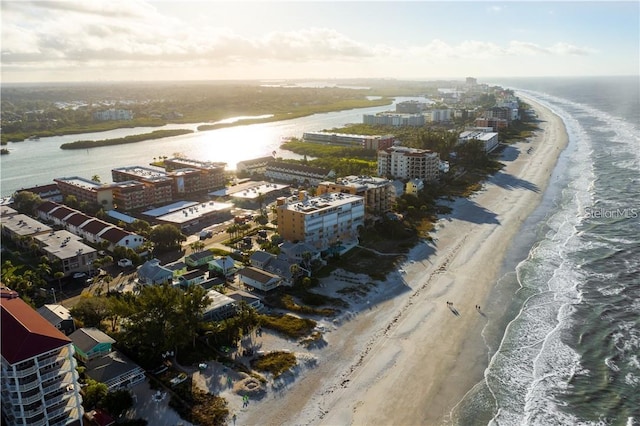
[1,289,84,426]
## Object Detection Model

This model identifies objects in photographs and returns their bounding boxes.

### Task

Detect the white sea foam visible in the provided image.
[485,89,601,425]
[605,356,620,372]
[624,373,640,387]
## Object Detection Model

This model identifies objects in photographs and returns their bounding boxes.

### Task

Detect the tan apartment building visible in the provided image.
[276,192,365,251]
[112,166,173,209]
[317,175,395,217]
[54,177,114,210]
[163,157,226,192]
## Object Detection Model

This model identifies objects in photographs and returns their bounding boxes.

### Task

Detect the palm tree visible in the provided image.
[289,263,301,284]
[54,271,65,292]
[257,192,265,217]
[37,262,51,281]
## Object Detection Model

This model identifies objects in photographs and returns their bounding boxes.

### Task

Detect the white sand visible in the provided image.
[226,97,568,425]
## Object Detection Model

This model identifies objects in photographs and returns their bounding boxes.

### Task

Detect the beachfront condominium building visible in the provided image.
[362,113,425,127]
[458,130,500,153]
[265,161,334,186]
[235,156,275,177]
[316,175,396,217]
[377,146,441,181]
[54,177,114,210]
[1,289,84,426]
[276,192,365,251]
[302,132,395,150]
[163,157,227,192]
[425,109,453,123]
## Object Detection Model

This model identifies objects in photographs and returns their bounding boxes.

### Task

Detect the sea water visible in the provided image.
[451,76,640,425]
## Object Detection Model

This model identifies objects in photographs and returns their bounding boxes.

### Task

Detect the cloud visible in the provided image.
[0,0,596,77]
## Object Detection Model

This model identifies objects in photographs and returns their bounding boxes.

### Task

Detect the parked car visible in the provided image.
[72,272,87,279]
[199,230,213,240]
[170,372,188,386]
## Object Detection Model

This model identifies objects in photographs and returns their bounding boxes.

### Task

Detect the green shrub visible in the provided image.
[251,351,297,378]
[259,314,316,339]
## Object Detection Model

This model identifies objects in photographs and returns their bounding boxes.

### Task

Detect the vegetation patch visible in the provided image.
[299,331,325,348]
[318,246,404,282]
[251,351,297,378]
[168,379,228,426]
[259,314,316,339]
[60,129,193,149]
[264,292,343,316]
[337,283,373,297]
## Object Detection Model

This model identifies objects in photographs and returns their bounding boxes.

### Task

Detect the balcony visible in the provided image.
[43,380,65,396]
[4,363,39,378]
[46,405,70,420]
[2,391,43,406]
[22,404,45,418]
[6,378,39,393]
[27,417,48,426]
[40,370,64,383]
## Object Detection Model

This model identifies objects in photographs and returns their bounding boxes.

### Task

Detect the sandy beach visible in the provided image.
[221,96,569,426]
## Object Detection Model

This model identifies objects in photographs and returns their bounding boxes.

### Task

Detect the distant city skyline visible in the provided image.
[1,0,638,83]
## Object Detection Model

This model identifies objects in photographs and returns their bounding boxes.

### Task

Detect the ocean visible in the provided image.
[451,76,640,425]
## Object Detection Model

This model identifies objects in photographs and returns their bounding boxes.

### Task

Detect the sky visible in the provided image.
[1,0,638,83]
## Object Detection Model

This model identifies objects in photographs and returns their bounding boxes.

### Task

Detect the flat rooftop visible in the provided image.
[35,230,96,260]
[167,158,226,170]
[55,176,105,190]
[327,175,391,190]
[204,289,236,312]
[112,166,169,181]
[2,214,52,236]
[210,181,289,198]
[459,130,498,141]
[143,201,199,218]
[154,201,234,225]
[283,192,364,214]
[304,131,393,141]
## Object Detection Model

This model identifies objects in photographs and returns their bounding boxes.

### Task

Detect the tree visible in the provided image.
[64,194,79,209]
[83,378,108,410]
[256,192,266,217]
[149,224,185,253]
[70,296,110,329]
[189,241,205,253]
[226,224,239,241]
[289,263,302,285]
[11,191,43,215]
[100,389,133,418]
[54,271,65,292]
[120,283,210,363]
[458,139,490,169]
[91,174,101,183]
[128,219,151,238]
[179,285,211,348]
[106,294,134,332]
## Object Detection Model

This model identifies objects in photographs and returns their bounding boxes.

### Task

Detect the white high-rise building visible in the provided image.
[377,146,441,181]
[1,289,84,426]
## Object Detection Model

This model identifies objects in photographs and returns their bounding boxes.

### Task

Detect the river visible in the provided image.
[0,97,426,197]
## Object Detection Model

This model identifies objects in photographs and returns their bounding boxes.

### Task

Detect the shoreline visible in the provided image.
[225,95,568,425]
